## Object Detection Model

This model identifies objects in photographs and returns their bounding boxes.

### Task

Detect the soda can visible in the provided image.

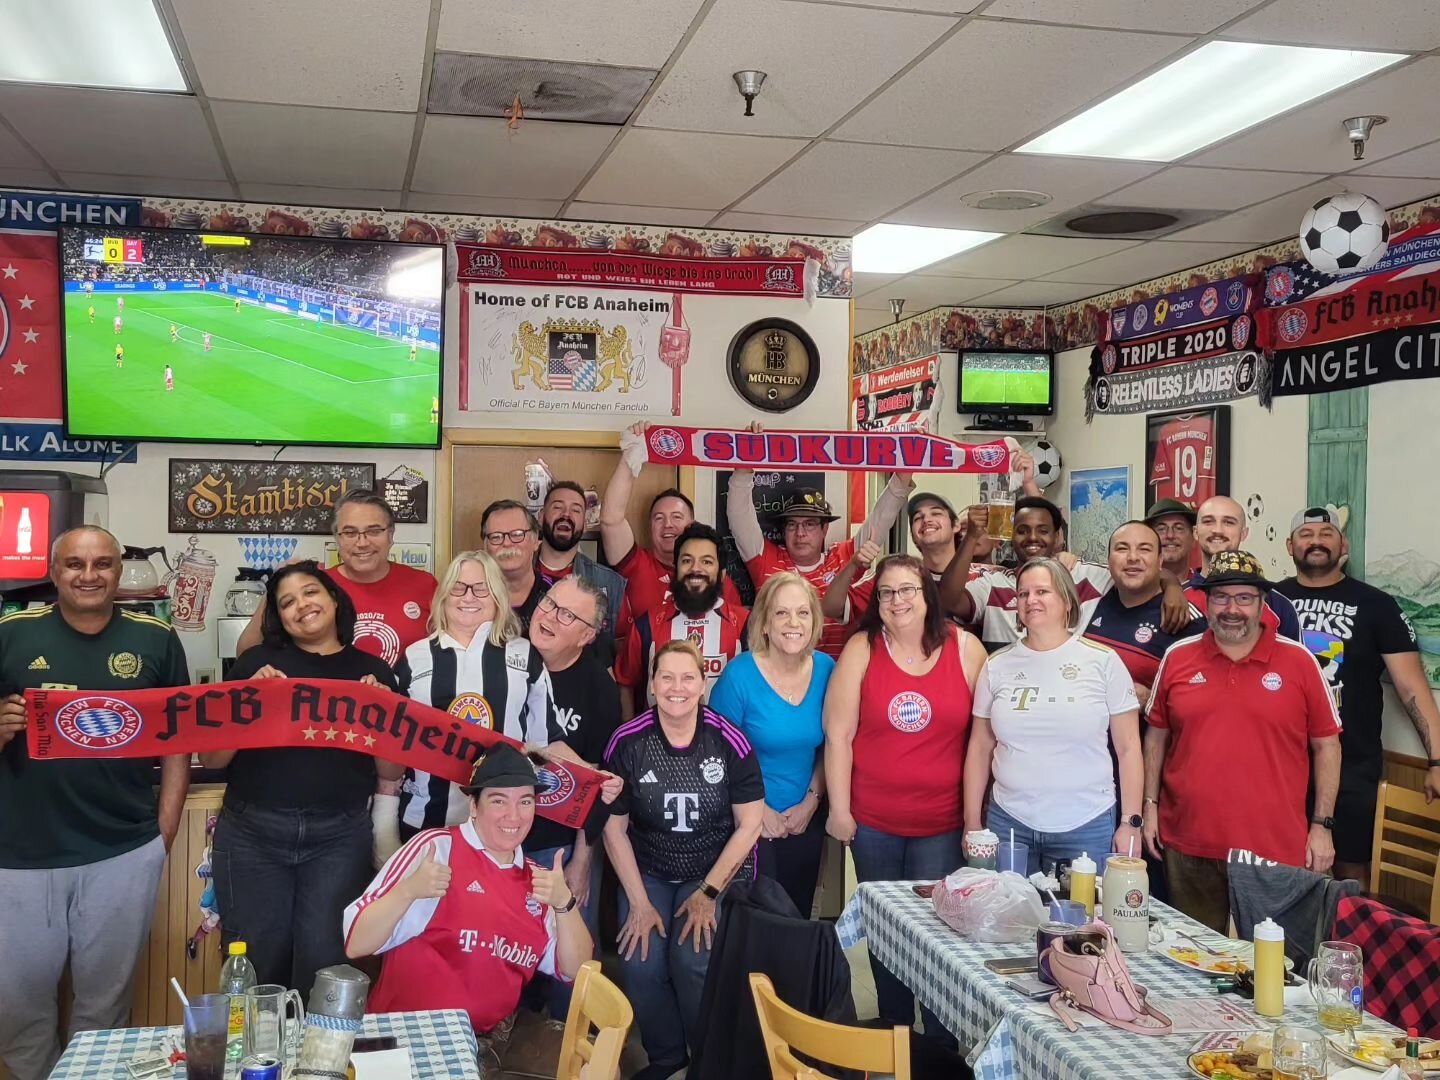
[240,1056,282,1080]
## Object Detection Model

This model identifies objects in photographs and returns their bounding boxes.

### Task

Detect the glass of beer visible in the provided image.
[1272,1025,1328,1080]
[986,498,1015,541]
[1308,940,1364,1031]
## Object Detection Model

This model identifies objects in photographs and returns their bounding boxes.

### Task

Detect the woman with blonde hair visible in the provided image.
[372,550,558,860]
[709,571,833,916]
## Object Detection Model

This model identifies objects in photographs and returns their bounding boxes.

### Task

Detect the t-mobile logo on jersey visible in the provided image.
[663,792,700,832]
[458,929,480,953]
[487,935,541,969]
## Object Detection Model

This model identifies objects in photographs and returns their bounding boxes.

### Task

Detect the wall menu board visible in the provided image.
[713,469,827,606]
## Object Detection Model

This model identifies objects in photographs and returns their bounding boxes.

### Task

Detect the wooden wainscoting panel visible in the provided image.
[1379,753,1438,921]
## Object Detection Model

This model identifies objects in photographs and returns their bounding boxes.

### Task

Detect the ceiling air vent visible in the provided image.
[1028,204,1226,239]
[959,189,1052,211]
[427,53,658,125]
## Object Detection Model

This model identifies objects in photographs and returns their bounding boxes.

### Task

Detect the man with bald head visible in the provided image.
[1185,495,1300,639]
[0,526,192,1080]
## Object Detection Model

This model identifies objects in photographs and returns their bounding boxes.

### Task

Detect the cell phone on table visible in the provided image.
[1006,975,1056,999]
[351,1036,400,1053]
[984,956,1038,976]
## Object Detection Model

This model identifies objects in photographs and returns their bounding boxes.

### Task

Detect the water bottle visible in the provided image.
[219,940,257,1061]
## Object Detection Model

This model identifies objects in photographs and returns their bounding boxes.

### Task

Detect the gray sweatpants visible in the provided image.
[0,836,167,1080]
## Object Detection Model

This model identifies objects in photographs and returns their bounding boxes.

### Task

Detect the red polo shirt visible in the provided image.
[1146,627,1341,865]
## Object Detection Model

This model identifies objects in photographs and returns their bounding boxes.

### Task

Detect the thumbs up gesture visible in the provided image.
[402,842,452,901]
[530,851,573,912]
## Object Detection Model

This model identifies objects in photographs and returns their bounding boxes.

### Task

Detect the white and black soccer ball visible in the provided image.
[1299,192,1390,274]
[1030,440,1062,490]
[1245,493,1265,521]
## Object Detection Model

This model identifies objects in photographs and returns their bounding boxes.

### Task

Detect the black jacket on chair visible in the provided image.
[687,876,857,1080]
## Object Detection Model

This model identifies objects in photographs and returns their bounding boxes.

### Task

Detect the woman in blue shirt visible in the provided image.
[709,571,833,916]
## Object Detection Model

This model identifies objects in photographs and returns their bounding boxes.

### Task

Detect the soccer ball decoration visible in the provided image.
[1298,192,1390,274]
[1030,440,1062,490]
[1245,493,1265,521]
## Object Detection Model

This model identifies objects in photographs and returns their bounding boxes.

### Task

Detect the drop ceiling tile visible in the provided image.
[816,0,983,10]
[736,142,986,220]
[854,306,895,334]
[0,85,225,179]
[61,175,236,200]
[983,0,1263,32]
[564,202,715,226]
[172,0,431,110]
[1355,139,1440,180]
[1222,0,1440,50]
[635,0,956,137]
[1186,58,1440,174]
[711,212,861,236]
[0,167,58,188]
[437,0,702,66]
[238,185,402,209]
[834,20,1186,150]
[851,272,904,296]
[579,129,805,210]
[213,103,414,189]
[1329,175,1440,210]
[865,274,1020,308]
[963,280,1110,307]
[1097,167,1326,211]
[0,122,44,170]
[406,193,566,217]
[1040,240,1254,285]
[893,154,1159,230]
[412,115,616,199]
[924,234,1140,278]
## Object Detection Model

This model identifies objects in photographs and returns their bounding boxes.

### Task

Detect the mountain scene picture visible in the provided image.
[1368,550,1440,686]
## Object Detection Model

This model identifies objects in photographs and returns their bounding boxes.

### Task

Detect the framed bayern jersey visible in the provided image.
[1144,405,1230,509]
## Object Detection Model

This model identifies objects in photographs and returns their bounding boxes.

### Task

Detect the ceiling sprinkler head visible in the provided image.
[733,70,767,117]
[889,298,906,323]
[1343,115,1386,161]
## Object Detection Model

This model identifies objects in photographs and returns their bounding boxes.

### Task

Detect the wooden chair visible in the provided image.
[1368,780,1440,924]
[749,972,911,1080]
[555,960,633,1080]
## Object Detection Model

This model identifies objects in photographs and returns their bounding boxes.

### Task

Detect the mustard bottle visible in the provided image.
[1253,917,1285,1017]
[1069,852,1097,918]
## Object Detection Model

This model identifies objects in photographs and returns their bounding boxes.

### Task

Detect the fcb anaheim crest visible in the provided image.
[511,318,634,394]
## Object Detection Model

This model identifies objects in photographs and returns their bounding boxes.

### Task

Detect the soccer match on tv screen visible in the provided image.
[60,226,444,448]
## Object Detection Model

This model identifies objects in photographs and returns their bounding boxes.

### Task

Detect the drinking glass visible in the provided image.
[1272,1024,1328,1080]
[244,984,306,1061]
[996,839,1029,874]
[986,498,1015,541]
[1307,941,1364,1031]
[183,994,230,1080]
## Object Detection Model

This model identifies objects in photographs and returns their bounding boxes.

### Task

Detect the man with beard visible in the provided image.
[1143,551,1341,931]
[1145,498,1199,580]
[1184,495,1300,639]
[1273,507,1440,883]
[480,499,545,628]
[603,424,743,623]
[534,481,631,667]
[616,523,747,716]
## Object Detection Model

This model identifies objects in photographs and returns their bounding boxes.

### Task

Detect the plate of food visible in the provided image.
[1160,930,1255,975]
[1188,1034,1273,1079]
[1326,1032,1440,1074]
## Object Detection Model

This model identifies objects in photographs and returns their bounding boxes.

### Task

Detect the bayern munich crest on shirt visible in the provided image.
[1199,287,1219,317]
[535,762,577,807]
[887,691,932,733]
[1134,623,1154,644]
[647,427,686,461]
[1261,672,1283,691]
[971,445,1008,470]
[1266,267,1295,304]
[54,697,144,750]
[1276,308,1309,345]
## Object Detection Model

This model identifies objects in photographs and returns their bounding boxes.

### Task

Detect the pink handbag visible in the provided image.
[1041,922,1174,1036]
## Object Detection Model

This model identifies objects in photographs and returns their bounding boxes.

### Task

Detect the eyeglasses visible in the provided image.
[449,582,492,600]
[484,528,534,546]
[784,518,824,533]
[1152,522,1192,536]
[337,525,391,541]
[538,593,595,629]
[877,584,922,603]
[1209,592,1262,609]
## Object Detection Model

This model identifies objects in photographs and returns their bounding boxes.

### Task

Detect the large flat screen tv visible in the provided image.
[957,349,1055,416]
[60,226,444,448]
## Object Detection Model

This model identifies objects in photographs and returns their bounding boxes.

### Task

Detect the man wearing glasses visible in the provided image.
[480,499,546,630]
[1142,551,1341,931]
[235,490,435,666]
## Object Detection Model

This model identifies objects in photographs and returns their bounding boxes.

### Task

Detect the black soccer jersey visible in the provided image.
[603,705,765,883]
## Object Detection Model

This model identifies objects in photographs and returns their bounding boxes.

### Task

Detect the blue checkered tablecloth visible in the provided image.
[49,1009,482,1079]
[836,881,1391,1080]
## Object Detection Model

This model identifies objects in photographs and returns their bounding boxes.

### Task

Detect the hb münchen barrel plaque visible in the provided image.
[727,318,819,412]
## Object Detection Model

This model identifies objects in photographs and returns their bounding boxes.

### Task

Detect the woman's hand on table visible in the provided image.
[618,899,666,962]
[826,808,856,844]
[675,889,718,953]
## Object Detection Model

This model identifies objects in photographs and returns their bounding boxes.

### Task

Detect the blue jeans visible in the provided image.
[986,802,1116,878]
[524,843,603,1020]
[618,875,718,1070]
[850,823,963,1043]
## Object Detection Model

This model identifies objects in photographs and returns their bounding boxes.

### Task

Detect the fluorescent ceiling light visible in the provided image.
[1017,42,1404,162]
[853,223,1001,274]
[0,0,187,92]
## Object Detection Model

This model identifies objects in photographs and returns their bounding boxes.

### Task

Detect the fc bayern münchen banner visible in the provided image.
[456,243,806,298]
[1091,350,1265,416]
[1104,273,1259,343]
[642,424,1012,473]
[25,678,603,828]
[1272,319,1440,398]
[852,354,938,432]
[1263,265,1440,351]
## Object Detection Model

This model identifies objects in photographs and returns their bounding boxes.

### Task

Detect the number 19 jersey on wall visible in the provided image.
[1148,412,1217,506]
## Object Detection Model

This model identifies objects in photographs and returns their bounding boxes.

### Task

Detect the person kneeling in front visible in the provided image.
[342,744,592,1038]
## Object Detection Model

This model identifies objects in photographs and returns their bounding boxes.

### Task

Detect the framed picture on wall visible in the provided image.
[1143,405,1231,511]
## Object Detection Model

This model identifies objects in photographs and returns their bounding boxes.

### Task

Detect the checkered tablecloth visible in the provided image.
[49,1009,482,1079]
[836,881,1391,1080]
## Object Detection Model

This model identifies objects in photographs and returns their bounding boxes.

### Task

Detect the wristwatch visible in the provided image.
[552,894,579,914]
[1429,759,1440,769]
[1123,813,1143,829]
[697,881,720,900]
[1310,816,1335,829]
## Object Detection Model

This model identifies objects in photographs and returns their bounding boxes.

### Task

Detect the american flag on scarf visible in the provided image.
[1265,219,1440,306]
[0,231,62,421]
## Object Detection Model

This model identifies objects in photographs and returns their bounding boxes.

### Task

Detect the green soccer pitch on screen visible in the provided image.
[59,225,445,448]
[957,350,1055,416]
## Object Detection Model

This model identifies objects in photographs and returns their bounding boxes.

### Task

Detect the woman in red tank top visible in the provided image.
[824,554,987,1036]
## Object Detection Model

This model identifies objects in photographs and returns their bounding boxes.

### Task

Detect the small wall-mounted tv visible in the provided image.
[60,226,444,448]
[957,349,1055,416]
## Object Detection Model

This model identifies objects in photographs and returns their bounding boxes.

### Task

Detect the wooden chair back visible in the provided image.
[749,972,910,1080]
[556,960,634,1080]
[1369,780,1440,924]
